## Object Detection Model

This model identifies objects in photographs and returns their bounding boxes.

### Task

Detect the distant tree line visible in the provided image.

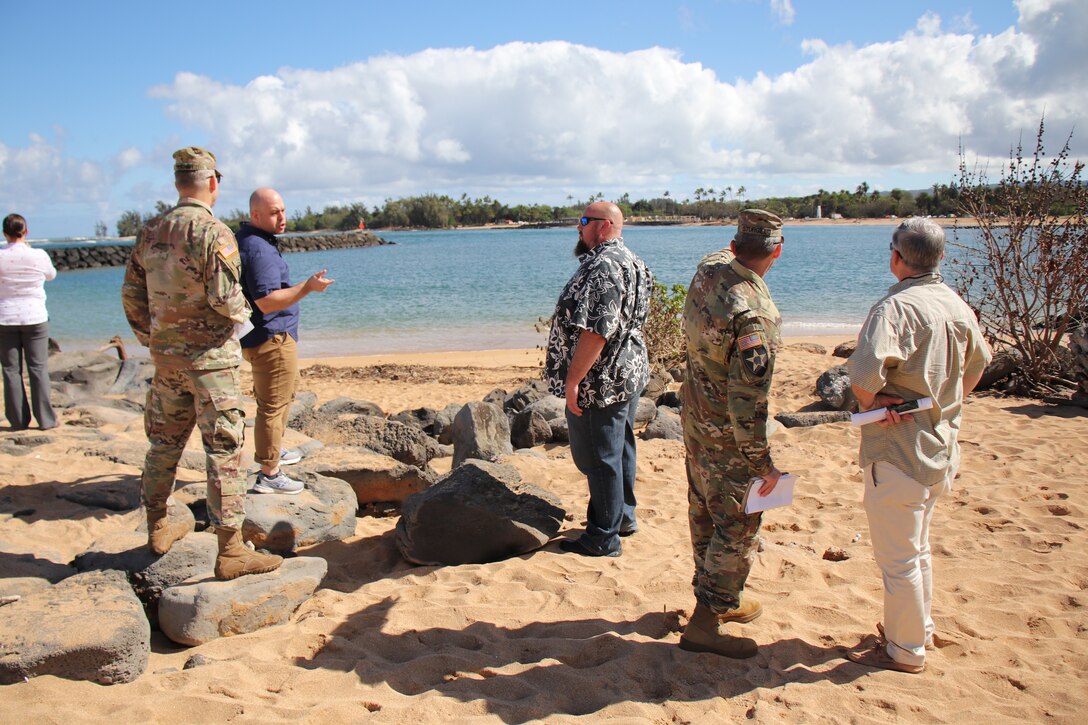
[111,182,986,237]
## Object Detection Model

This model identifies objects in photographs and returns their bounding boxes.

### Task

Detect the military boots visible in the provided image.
[146,506,193,555]
[213,527,283,580]
[679,602,758,659]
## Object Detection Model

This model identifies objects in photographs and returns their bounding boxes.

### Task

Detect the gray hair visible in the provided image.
[892,217,945,270]
[174,168,216,190]
[734,235,781,261]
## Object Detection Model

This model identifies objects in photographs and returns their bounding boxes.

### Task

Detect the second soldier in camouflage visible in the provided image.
[678,209,786,659]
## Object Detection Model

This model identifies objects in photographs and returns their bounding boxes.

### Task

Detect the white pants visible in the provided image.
[863,461,952,667]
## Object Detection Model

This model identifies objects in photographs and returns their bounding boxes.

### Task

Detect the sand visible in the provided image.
[2,339,1086,723]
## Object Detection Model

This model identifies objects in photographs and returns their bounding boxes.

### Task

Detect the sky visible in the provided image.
[1,0,1086,238]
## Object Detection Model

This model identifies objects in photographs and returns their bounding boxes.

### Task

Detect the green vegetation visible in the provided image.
[949,118,1088,396]
[644,282,688,370]
[114,184,961,238]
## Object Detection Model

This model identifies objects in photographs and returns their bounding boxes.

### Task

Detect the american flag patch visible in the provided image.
[216,241,238,260]
[737,332,764,351]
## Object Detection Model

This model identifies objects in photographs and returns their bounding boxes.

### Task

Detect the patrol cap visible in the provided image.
[734,208,783,244]
[173,146,218,173]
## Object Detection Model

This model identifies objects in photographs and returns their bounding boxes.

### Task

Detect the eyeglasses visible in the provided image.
[889,242,897,252]
[214,171,223,184]
[580,216,608,226]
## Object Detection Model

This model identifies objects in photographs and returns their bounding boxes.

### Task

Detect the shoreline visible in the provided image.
[293,334,853,369]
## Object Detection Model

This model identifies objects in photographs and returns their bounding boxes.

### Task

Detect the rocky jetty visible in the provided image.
[43,230,392,271]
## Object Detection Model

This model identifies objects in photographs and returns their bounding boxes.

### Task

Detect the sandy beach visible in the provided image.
[2,339,1086,723]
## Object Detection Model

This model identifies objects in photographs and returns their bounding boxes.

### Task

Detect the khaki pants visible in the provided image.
[243,333,299,470]
[863,461,952,667]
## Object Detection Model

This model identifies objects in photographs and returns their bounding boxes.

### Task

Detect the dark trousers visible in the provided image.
[0,321,57,430]
[565,394,641,554]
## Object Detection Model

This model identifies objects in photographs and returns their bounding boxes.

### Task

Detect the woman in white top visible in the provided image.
[0,213,58,429]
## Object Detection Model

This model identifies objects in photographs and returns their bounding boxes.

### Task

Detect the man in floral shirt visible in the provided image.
[546,201,654,557]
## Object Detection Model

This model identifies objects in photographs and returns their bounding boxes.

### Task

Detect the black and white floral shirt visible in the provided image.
[545,237,654,409]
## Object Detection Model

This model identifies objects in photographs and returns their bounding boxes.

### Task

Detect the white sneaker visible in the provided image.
[251,471,304,495]
[279,448,303,466]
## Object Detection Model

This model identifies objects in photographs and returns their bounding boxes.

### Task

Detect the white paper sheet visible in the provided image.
[743,473,798,514]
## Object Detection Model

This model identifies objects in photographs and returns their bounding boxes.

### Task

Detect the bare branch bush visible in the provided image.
[950,118,1088,396]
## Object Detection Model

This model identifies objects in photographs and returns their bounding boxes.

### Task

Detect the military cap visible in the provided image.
[173,146,218,173]
[735,208,783,243]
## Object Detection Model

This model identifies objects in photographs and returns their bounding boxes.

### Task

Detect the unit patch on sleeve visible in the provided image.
[737,330,769,378]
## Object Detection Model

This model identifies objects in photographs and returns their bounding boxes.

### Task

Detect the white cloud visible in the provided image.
[771,0,796,26]
[148,2,1086,207]
[115,146,143,171]
[0,132,108,211]
[12,0,1084,233]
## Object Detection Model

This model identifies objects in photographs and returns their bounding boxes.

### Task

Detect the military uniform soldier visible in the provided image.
[121,147,282,580]
[679,209,785,659]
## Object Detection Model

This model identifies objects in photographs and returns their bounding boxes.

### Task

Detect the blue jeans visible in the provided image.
[566,394,640,554]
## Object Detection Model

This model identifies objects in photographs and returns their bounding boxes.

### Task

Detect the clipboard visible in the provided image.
[742,473,798,514]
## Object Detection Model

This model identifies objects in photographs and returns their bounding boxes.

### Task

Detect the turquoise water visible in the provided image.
[45,224,908,357]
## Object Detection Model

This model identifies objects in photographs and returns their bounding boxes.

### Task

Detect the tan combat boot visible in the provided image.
[679,602,758,659]
[146,507,193,555]
[213,527,283,580]
[718,597,763,624]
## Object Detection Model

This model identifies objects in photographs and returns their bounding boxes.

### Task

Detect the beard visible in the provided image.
[574,238,590,257]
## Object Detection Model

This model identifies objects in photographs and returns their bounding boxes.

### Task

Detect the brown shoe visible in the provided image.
[718,597,762,624]
[678,602,758,659]
[147,507,193,555]
[213,527,283,580]
[847,644,924,674]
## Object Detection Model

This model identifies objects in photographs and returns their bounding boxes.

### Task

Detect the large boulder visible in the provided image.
[74,528,218,628]
[317,396,385,418]
[130,533,218,626]
[432,403,463,445]
[635,397,658,427]
[642,365,672,402]
[242,472,357,552]
[157,557,327,646]
[502,380,551,414]
[47,350,124,398]
[815,364,858,412]
[0,546,76,599]
[395,460,565,566]
[451,402,512,468]
[0,570,149,684]
[641,406,683,441]
[107,358,155,399]
[286,391,318,430]
[510,407,553,449]
[389,407,438,434]
[302,410,436,467]
[299,445,438,506]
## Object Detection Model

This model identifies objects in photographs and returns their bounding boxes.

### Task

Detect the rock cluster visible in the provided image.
[43,230,391,272]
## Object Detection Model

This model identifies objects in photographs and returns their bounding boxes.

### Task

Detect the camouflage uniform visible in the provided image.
[681,212,782,614]
[120,148,252,529]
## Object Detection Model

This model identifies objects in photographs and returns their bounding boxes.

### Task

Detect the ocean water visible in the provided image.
[43,224,912,357]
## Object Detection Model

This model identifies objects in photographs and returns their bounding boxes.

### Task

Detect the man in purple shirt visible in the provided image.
[237,188,334,494]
